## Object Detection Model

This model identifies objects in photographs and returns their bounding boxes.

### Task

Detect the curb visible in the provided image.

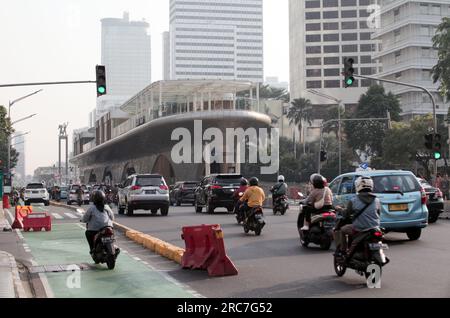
[0,251,27,298]
[50,201,185,265]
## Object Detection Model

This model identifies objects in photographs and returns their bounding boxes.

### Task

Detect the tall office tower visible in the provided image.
[169,0,264,82]
[373,0,450,119]
[98,12,152,117]
[289,0,381,105]
[13,132,26,180]
[162,31,171,80]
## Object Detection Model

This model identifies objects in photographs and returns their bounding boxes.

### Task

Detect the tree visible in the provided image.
[0,106,19,171]
[432,17,450,101]
[344,85,402,158]
[287,98,313,154]
[322,105,346,138]
[258,84,290,102]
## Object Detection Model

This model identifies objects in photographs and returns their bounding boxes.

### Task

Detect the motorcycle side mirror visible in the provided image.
[297,192,305,199]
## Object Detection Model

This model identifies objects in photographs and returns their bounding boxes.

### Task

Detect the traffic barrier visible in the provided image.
[181,224,238,277]
[2,195,10,209]
[11,206,33,229]
[23,212,51,232]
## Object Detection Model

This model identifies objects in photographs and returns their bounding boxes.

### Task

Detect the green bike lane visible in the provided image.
[22,222,198,298]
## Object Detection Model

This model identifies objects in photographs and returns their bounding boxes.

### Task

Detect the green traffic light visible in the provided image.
[346,78,354,86]
[434,152,442,160]
[98,86,106,94]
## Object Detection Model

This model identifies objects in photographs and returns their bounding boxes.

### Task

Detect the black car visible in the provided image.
[170,181,198,206]
[418,178,444,223]
[194,174,243,214]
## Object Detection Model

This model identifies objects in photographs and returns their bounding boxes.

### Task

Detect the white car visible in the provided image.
[24,183,50,206]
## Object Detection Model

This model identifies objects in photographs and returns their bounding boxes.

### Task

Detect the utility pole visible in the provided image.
[58,123,69,185]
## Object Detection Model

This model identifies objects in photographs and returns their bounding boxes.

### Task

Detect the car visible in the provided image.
[67,184,90,205]
[170,181,198,206]
[60,186,69,200]
[24,183,50,206]
[194,174,243,214]
[417,178,444,223]
[118,174,170,216]
[329,170,428,241]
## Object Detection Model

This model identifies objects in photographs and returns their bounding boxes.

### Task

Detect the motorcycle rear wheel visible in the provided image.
[334,256,347,277]
[244,225,250,234]
[255,228,262,236]
[106,255,116,270]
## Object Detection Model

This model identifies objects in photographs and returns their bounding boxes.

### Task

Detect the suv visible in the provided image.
[194,174,243,214]
[329,170,428,241]
[417,178,444,223]
[170,181,198,206]
[24,183,50,206]
[118,174,170,216]
[67,184,90,205]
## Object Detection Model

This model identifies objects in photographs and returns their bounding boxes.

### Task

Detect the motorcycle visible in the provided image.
[91,226,120,270]
[243,206,266,236]
[333,228,390,281]
[272,195,289,215]
[297,192,336,250]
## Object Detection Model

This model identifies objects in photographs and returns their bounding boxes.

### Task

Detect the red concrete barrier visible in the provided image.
[11,206,33,229]
[181,224,238,277]
[2,195,10,209]
[23,212,51,232]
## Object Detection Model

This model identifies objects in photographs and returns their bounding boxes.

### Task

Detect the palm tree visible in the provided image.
[287,98,313,156]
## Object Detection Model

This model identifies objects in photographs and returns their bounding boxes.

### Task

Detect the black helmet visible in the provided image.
[249,177,259,186]
[240,178,248,186]
[310,173,325,189]
[92,190,106,206]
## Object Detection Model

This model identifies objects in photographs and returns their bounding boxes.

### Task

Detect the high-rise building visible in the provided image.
[12,132,26,180]
[99,12,152,117]
[162,31,171,80]
[373,0,450,118]
[169,0,264,82]
[289,0,381,105]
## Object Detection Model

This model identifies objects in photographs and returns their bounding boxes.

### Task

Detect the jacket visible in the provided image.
[338,192,381,232]
[273,182,288,196]
[81,204,115,231]
[240,186,266,208]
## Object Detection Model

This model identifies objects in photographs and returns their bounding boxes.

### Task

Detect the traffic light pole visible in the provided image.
[0,81,96,88]
[354,74,438,175]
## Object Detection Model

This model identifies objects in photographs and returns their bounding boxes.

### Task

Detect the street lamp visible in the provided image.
[8,114,37,178]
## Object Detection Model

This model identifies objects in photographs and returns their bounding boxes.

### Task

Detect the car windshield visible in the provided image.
[372,175,420,194]
[215,176,242,185]
[60,187,68,191]
[136,177,164,187]
[71,185,80,190]
[26,184,44,189]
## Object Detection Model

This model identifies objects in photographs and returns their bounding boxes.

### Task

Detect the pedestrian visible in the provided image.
[434,174,442,190]
[441,174,449,200]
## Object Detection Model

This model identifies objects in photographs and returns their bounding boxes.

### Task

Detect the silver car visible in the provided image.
[118,174,170,216]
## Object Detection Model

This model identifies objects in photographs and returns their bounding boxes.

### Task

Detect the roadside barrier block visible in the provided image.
[134,233,145,245]
[12,206,33,229]
[23,212,52,232]
[126,230,140,240]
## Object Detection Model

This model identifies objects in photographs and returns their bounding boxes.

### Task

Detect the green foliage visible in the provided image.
[432,17,450,101]
[0,105,18,171]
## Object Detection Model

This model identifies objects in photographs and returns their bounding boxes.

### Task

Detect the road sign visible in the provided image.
[360,163,369,170]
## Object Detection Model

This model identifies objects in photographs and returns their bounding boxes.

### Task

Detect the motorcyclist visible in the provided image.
[271,175,288,207]
[76,185,83,204]
[234,178,249,219]
[300,174,333,231]
[239,177,266,217]
[81,190,115,255]
[334,176,381,260]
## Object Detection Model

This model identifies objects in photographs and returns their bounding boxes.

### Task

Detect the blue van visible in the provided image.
[328,170,428,240]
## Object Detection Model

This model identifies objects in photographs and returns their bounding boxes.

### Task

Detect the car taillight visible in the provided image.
[374,231,383,238]
[160,185,168,191]
[131,186,141,191]
[421,187,427,205]
[211,185,222,190]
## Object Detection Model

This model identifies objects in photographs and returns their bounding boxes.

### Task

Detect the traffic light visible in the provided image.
[433,134,442,160]
[320,150,328,162]
[424,134,433,150]
[343,57,355,88]
[96,65,107,97]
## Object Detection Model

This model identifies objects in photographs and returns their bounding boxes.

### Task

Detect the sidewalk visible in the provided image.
[0,201,26,298]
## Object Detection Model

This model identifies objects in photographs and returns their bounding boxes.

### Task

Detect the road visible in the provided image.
[3,203,450,298]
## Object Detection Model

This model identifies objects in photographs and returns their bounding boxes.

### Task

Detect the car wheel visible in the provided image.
[227,206,234,213]
[176,200,181,207]
[151,209,158,215]
[44,201,50,206]
[67,201,71,206]
[126,204,134,216]
[428,213,439,224]
[161,207,169,216]
[118,207,125,215]
[406,228,421,241]
[195,200,202,213]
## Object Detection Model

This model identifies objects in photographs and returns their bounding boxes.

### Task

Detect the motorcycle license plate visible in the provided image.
[389,204,408,212]
[102,237,114,243]
[369,243,389,250]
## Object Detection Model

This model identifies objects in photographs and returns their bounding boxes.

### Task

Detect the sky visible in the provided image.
[0,0,289,176]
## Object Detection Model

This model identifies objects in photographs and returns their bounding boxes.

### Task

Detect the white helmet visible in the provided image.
[278,175,285,182]
[355,176,374,193]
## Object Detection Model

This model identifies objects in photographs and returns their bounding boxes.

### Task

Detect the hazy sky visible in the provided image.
[0,0,289,175]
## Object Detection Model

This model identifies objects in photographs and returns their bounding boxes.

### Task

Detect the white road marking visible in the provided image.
[64,213,78,219]
[6,210,15,224]
[52,213,64,220]
[15,229,24,240]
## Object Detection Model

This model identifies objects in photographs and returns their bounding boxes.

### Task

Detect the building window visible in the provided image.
[324,56,340,64]
[306,12,321,19]
[306,34,321,42]
[342,21,357,29]
[361,67,375,75]
[305,0,321,8]
[342,56,358,64]
[394,8,400,16]
[342,44,358,52]
[395,50,402,63]
[360,55,372,63]
[306,57,322,65]
[324,33,339,41]
[306,46,322,54]
[307,81,322,88]
[421,47,430,58]
[323,11,339,19]
[342,33,358,41]
[359,21,369,29]
[361,79,373,87]
[324,68,340,76]
[324,45,340,53]
[342,0,357,6]
[360,44,375,52]
[323,0,339,7]
[325,80,341,88]
[359,9,370,18]
[422,69,431,80]
[359,0,372,5]
[306,23,321,31]
[307,69,322,77]
[395,72,402,79]
[360,32,372,40]
[323,22,339,30]
[431,5,441,15]
[341,10,357,18]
